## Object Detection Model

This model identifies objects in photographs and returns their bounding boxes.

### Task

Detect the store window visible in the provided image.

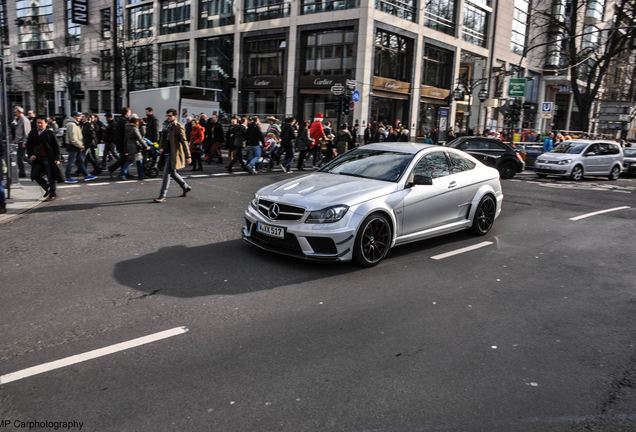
[422,45,453,89]
[301,0,358,14]
[101,49,112,80]
[199,0,234,28]
[424,0,456,35]
[374,29,413,81]
[375,0,416,22]
[15,0,54,55]
[126,45,154,91]
[89,91,99,113]
[302,28,356,76]
[65,0,81,45]
[462,2,488,47]
[244,0,291,22]
[101,90,112,113]
[245,38,284,76]
[160,0,191,35]
[128,4,153,40]
[159,41,190,86]
[198,35,234,114]
[511,0,529,55]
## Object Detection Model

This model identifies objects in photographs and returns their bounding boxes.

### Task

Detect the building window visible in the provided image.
[197,35,234,114]
[585,0,604,20]
[511,0,529,55]
[0,0,9,45]
[375,0,416,22]
[128,4,153,39]
[422,45,453,89]
[245,37,284,76]
[302,28,356,76]
[159,41,190,86]
[65,0,81,45]
[199,0,234,28]
[301,0,358,14]
[374,29,412,81]
[424,0,456,35]
[462,2,488,47]
[101,90,112,113]
[89,90,99,113]
[160,0,191,35]
[101,8,112,39]
[101,49,112,80]
[126,45,154,91]
[16,0,55,55]
[244,0,291,23]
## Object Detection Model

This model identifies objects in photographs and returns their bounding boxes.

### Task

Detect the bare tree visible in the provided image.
[530,0,636,130]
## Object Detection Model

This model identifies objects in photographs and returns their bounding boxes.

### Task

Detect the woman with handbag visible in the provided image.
[189,119,205,171]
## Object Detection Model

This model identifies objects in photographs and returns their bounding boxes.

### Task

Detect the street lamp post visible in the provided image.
[453,78,488,134]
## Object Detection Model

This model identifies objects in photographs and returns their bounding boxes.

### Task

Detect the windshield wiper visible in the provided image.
[338,172,369,179]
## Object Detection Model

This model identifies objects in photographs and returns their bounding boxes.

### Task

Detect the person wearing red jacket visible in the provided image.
[189,118,205,171]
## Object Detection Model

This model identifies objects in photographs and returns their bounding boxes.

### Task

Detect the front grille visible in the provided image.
[536,168,567,174]
[306,237,337,254]
[250,230,304,255]
[257,199,305,221]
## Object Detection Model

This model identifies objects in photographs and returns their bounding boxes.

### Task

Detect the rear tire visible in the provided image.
[471,195,496,236]
[570,165,584,181]
[499,162,516,179]
[608,165,620,180]
[353,213,392,267]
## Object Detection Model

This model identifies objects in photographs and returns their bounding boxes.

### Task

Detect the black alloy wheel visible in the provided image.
[471,195,496,236]
[353,214,392,267]
[499,161,517,179]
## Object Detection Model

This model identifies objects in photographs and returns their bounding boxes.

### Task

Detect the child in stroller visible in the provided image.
[143,138,161,178]
[260,132,281,171]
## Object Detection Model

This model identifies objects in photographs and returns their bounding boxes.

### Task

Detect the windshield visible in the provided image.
[552,142,587,154]
[624,148,636,157]
[319,148,414,182]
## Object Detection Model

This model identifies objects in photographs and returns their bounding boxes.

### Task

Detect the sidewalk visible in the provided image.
[0,181,44,225]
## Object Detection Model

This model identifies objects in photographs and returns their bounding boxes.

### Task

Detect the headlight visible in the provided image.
[250,195,259,209]
[537,159,546,164]
[306,205,349,223]
[557,159,571,165]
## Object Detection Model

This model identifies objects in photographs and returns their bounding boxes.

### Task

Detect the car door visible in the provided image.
[461,140,496,168]
[583,144,601,174]
[401,151,465,235]
[596,143,614,173]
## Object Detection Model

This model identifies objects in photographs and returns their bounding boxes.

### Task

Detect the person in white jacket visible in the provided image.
[64,112,96,183]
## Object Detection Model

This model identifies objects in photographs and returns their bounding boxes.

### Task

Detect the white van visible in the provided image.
[535,140,623,181]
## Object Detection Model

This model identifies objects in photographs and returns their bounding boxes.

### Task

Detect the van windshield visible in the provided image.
[553,142,587,154]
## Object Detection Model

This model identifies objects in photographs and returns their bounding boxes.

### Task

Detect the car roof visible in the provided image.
[362,142,436,154]
[562,139,619,144]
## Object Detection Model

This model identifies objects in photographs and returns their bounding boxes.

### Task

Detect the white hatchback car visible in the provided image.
[535,140,623,181]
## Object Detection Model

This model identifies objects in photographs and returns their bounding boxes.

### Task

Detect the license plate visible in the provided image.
[256,222,285,239]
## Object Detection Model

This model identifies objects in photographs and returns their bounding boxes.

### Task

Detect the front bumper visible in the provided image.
[534,162,570,176]
[242,204,359,262]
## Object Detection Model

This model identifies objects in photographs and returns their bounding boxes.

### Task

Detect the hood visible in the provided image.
[256,173,398,209]
[537,152,577,162]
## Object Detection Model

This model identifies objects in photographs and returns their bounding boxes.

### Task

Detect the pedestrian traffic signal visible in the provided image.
[342,104,350,116]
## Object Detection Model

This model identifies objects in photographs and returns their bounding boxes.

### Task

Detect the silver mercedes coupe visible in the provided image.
[243,143,503,266]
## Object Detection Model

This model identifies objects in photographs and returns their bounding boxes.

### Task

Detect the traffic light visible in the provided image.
[509,100,522,123]
[342,104,349,116]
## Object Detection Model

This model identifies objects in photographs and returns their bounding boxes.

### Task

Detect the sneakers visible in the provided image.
[153,197,166,203]
[180,186,192,197]
[249,167,258,175]
[43,188,50,198]
[44,195,56,202]
[84,175,97,181]
[280,164,288,173]
[64,178,79,184]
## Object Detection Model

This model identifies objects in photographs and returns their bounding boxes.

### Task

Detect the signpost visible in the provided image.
[508,78,526,97]
[540,101,553,119]
[351,89,360,103]
[330,84,344,96]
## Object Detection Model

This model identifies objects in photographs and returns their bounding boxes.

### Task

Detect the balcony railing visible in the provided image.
[301,0,359,14]
[375,0,416,22]
[244,1,291,22]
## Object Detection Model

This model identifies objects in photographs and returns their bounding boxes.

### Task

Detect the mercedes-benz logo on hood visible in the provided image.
[268,203,280,219]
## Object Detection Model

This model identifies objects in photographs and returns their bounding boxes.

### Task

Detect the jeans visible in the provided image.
[101,142,119,169]
[122,160,145,179]
[246,145,262,170]
[85,147,101,173]
[158,154,188,198]
[281,145,294,170]
[17,146,26,176]
[31,158,56,195]
[65,147,88,178]
[0,174,5,206]
[297,150,308,170]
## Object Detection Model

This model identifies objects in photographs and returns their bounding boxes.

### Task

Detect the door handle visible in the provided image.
[448,181,457,189]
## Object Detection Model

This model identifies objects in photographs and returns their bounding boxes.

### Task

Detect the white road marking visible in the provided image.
[115,180,137,184]
[431,241,494,260]
[57,185,81,189]
[569,206,630,221]
[189,174,209,178]
[86,182,110,186]
[0,326,189,385]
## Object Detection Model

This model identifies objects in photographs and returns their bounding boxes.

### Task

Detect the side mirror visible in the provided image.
[407,173,433,187]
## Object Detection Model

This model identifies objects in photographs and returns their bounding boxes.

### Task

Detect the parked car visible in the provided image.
[534,140,623,181]
[243,143,503,267]
[445,136,525,179]
[622,147,636,176]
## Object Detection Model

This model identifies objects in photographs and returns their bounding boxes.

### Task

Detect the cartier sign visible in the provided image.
[420,85,450,100]
[241,76,283,89]
[372,76,410,94]
[299,76,347,89]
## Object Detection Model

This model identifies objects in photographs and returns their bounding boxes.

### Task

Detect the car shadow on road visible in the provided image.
[31,198,154,213]
[113,239,361,297]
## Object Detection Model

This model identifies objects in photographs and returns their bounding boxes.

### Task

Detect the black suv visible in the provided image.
[446,136,525,179]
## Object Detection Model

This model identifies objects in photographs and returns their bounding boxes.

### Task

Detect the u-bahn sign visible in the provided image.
[71,0,89,25]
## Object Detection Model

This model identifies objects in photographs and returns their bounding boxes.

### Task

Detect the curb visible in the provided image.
[0,183,45,225]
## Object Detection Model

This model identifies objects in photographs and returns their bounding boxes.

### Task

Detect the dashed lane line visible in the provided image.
[0,327,189,385]
[431,241,494,260]
[569,206,631,221]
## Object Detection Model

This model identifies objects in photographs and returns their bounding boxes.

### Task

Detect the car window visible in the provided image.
[553,142,587,154]
[413,152,450,179]
[464,140,486,150]
[484,141,506,151]
[448,152,476,173]
[624,148,636,157]
[320,148,414,182]
[586,144,600,155]
[607,144,620,155]
[598,143,610,155]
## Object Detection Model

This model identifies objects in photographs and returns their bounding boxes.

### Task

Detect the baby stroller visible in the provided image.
[258,136,281,171]
[143,139,161,178]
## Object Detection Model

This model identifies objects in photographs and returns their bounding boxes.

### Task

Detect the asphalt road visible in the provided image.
[0,167,634,432]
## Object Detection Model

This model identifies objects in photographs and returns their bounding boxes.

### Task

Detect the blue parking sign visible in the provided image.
[351,90,360,103]
[541,102,553,112]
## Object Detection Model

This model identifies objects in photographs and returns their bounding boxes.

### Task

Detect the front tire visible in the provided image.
[471,195,496,236]
[570,165,584,181]
[353,213,392,267]
[608,165,620,180]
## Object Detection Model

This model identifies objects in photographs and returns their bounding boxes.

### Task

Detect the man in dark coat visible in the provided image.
[144,107,160,142]
[101,113,117,170]
[245,116,264,175]
[26,116,61,200]
[108,107,131,177]
[207,114,225,164]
